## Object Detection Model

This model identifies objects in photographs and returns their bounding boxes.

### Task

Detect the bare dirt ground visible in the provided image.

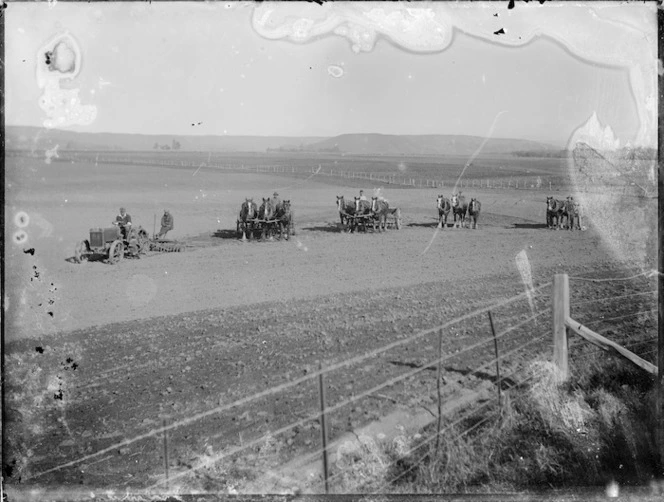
[4,157,658,496]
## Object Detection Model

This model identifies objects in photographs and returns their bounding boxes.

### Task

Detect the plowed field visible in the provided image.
[4,157,657,496]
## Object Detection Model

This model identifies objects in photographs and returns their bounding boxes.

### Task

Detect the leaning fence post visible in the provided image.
[435,328,443,455]
[488,311,502,409]
[553,274,570,382]
[318,361,330,493]
[163,418,170,490]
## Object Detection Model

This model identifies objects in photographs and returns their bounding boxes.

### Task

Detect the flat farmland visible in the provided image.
[52,150,572,187]
[4,154,657,495]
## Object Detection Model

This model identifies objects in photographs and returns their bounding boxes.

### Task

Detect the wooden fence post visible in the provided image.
[553,274,570,382]
[488,311,502,409]
[658,165,664,469]
[318,361,329,494]
[163,418,170,490]
[435,328,443,455]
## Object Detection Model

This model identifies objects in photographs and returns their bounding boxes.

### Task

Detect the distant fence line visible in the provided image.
[8,149,645,196]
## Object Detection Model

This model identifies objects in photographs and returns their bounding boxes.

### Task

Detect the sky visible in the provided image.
[5,2,644,147]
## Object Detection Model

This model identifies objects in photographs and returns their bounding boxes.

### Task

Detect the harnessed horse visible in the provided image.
[336,195,355,228]
[370,197,390,232]
[468,198,481,229]
[566,198,582,231]
[436,195,451,229]
[546,196,568,230]
[259,197,276,239]
[451,193,468,229]
[352,196,372,233]
[273,200,293,240]
[238,198,257,240]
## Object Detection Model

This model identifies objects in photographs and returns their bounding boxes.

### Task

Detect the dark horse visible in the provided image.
[468,198,481,229]
[546,196,568,230]
[436,194,451,229]
[237,198,257,240]
[451,193,468,229]
[352,196,372,233]
[273,200,293,240]
[370,197,390,232]
[336,195,355,230]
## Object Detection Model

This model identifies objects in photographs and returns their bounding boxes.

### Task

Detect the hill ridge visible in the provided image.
[5,125,560,155]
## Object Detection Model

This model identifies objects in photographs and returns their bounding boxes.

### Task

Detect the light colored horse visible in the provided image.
[436,195,451,229]
[336,195,354,228]
[370,196,390,232]
[237,198,257,240]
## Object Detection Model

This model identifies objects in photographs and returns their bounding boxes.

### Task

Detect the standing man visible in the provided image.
[359,190,367,201]
[114,207,132,239]
[157,209,174,239]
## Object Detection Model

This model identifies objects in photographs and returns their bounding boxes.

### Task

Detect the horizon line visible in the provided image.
[5,124,566,145]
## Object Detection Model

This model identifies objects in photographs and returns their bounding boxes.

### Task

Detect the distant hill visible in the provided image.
[303,133,560,156]
[5,126,560,156]
[4,126,325,153]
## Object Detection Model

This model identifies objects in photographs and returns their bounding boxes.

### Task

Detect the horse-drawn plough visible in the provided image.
[237,197,294,241]
[336,195,401,233]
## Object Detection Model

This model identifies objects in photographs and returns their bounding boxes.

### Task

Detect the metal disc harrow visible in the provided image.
[150,240,185,252]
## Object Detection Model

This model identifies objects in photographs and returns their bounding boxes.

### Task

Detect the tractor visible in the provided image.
[74,224,150,264]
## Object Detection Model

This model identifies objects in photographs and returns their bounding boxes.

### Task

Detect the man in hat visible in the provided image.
[157,209,174,239]
[113,207,132,239]
[271,191,282,211]
[359,190,367,201]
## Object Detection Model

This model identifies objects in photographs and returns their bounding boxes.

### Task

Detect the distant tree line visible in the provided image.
[513,147,655,160]
[267,144,340,153]
[512,150,568,158]
[154,139,181,151]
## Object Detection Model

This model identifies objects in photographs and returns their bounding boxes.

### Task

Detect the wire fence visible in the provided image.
[24,267,657,494]
[7,148,648,197]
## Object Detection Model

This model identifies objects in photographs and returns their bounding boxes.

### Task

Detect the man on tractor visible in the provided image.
[113,207,132,240]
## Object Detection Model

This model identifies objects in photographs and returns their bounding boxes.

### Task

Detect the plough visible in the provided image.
[343,208,401,232]
[149,239,186,252]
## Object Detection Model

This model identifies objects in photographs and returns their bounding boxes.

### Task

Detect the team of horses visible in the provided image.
[237,192,583,241]
[237,197,293,240]
[546,196,582,231]
[336,195,401,233]
[437,193,482,229]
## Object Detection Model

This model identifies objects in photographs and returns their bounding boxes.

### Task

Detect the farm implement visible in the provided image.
[149,239,186,252]
[74,226,184,264]
[237,198,294,241]
[342,208,402,233]
[236,217,293,241]
[74,226,150,264]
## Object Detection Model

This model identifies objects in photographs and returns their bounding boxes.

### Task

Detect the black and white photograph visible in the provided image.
[3,1,661,499]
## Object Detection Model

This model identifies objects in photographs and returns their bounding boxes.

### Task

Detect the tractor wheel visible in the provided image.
[108,240,124,264]
[74,240,89,263]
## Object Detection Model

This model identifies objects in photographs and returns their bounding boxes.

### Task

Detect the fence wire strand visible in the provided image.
[145,309,549,490]
[30,285,549,481]
[572,308,658,328]
[568,270,658,283]
[571,290,657,307]
[371,372,539,493]
[282,328,550,492]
